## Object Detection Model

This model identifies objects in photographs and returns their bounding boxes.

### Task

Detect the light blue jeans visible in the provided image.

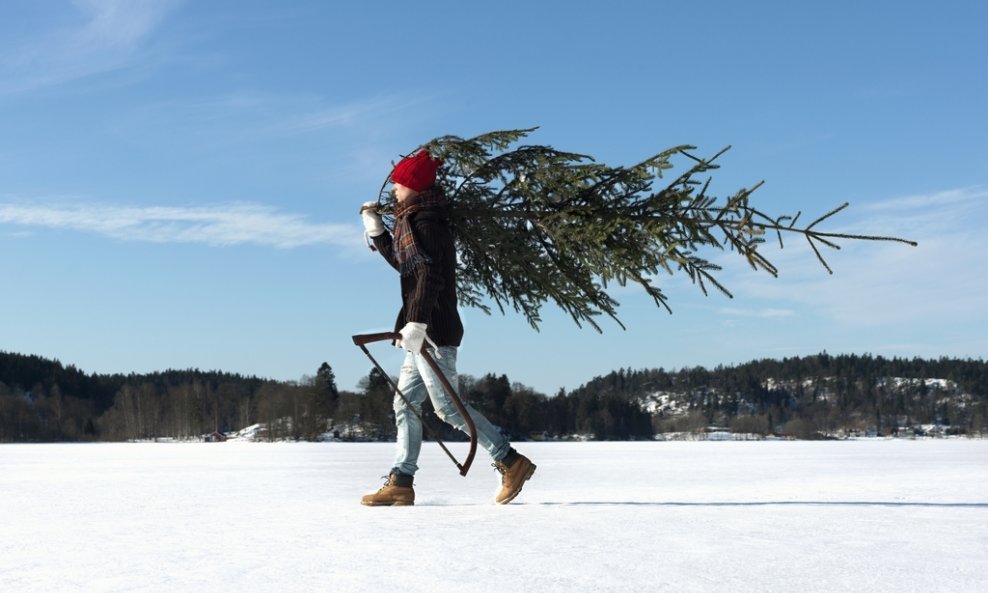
[392,346,510,476]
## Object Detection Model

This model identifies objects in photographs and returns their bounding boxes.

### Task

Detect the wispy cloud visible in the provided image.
[0,0,182,94]
[718,186,988,326]
[717,307,796,319]
[0,200,360,249]
[112,90,434,141]
[862,186,987,213]
[276,95,426,135]
[103,89,440,185]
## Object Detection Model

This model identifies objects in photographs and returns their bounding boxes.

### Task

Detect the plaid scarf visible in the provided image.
[392,187,449,276]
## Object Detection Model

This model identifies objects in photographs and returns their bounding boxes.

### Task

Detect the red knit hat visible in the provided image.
[391,150,442,192]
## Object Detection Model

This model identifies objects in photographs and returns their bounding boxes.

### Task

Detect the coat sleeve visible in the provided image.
[371,232,400,272]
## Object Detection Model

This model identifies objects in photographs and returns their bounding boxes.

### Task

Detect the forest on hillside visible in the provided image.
[1,351,985,443]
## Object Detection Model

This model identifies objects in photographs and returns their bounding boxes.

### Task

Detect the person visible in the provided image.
[359,149,536,506]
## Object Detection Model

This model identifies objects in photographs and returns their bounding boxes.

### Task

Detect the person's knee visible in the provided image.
[394,400,421,419]
[434,403,463,427]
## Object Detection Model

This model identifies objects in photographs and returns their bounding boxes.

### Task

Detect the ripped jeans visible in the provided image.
[392,346,510,476]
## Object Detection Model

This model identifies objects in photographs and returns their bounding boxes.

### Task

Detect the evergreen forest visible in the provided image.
[1,351,985,443]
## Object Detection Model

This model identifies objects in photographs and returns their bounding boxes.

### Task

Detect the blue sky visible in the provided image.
[1,0,986,396]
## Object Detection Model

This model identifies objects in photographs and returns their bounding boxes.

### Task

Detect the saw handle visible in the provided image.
[352,332,401,346]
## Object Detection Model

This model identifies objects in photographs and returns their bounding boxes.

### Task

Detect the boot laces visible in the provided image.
[492,461,508,484]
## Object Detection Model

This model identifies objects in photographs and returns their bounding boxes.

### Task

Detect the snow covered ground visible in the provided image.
[2,440,986,593]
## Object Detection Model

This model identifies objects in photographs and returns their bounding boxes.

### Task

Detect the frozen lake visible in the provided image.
[2,440,986,593]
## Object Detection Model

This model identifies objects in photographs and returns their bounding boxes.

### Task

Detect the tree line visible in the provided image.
[1,351,985,442]
[568,352,988,438]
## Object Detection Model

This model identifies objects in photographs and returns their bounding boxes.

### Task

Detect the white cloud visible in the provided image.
[0,0,182,94]
[71,0,175,47]
[0,200,361,249]
[276,95,419,135]
[718,186,988,327]
[114,90,431,140]
[862,186,988,213]
[717,307,796,319]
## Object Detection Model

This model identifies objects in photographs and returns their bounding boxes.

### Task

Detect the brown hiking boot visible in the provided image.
[360,472,415,506]
[493,449,536,504]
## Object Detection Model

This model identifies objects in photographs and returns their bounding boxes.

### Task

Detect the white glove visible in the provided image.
[360,202,385,237]
[397,322,438,354]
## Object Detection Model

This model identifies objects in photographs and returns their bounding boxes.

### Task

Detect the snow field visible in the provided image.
[1,440,986,593]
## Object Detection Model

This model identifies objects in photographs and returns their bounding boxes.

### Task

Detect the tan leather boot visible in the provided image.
[493,449,536,504]
[361,472,415,506]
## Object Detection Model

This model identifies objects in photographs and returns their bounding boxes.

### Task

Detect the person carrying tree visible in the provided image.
[359,149,536,506]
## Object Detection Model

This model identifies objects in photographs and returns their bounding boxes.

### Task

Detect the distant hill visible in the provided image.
[567,353,987,438]
[1,350,985,442]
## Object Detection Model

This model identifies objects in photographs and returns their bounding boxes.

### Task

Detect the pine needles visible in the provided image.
[374,128,917,332]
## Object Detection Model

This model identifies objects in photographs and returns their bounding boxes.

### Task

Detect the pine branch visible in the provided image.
[377,129,917,332]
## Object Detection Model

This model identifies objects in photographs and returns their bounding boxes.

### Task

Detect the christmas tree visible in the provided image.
[372,128,916,332]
